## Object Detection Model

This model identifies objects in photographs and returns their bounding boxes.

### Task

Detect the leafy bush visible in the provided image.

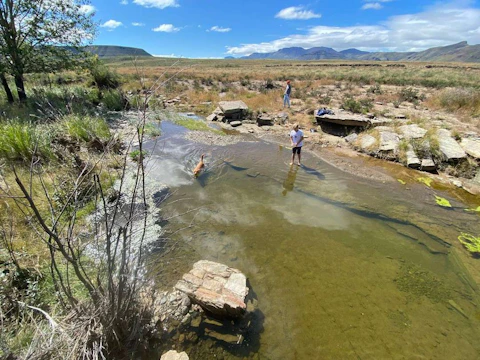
[0,121,53,162]
[61,115,111,142]
[129,149,148,162]
[367,84,383,94]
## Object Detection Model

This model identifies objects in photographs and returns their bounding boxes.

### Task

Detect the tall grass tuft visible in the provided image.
[429,88,480,116]
[102,89,126,111]
[0,121,53,162]
[61,115,111,142]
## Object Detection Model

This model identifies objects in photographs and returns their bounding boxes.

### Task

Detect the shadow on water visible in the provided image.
[300,164,325,181]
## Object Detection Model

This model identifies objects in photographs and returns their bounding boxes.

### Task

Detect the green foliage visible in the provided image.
[90,62,120,89]
[102,89,125,111]
[61,115,111,142]
[367,84,383,94]
[341,96,373,114]
[143,123,161,137]
[434,195,452,208]
[0,121,53,162]
[399,87,425,103]
[171,116,224,135]
[458,232,480,256]
[129,149,148,162]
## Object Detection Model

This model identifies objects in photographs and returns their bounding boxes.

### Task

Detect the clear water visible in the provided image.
[146,122,480,359]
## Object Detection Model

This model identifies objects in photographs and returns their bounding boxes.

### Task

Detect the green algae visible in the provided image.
[434,195,452,208]
[397,179,406,185]
[418,177,433,187]
[458,232,480,256]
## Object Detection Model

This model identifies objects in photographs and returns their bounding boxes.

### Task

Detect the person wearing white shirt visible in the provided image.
[289,123,304,166]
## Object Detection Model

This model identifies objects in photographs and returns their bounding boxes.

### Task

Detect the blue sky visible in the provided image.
[84,0,480,58]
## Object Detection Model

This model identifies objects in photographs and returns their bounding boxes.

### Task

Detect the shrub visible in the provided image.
[399,87,425,103]
[367,84,383,94]
[430,88,480,116]
[341,97,373,114]
[129,149,148,162]
[90,63,120,89]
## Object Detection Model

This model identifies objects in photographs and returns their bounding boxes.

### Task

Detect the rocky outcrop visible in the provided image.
[379,131,400,152]
[160,350,189,360]
[437,129,467,161]
[175,260,249,318]
[399,124,427,139]
[460,138,480,159]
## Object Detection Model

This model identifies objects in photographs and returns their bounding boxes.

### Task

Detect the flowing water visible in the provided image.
[145,120,480,360]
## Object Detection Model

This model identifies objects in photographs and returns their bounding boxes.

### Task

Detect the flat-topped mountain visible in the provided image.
[242,42,480,63]
[84,46,152,58]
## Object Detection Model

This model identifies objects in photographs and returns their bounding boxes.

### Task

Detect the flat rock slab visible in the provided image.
[344,133,358,143]
[406,145,420,168]
[175,260,249,318]
[420,158,436,172]
[379,131,400,152]
[399,124,427,139]
[161,351,189,360]
[218,101,249,115]
[315,113,372,127]
[437,129,467,161]
[460,138,480,159]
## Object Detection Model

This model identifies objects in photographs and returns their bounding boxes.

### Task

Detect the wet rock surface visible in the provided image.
[175,260,249,318]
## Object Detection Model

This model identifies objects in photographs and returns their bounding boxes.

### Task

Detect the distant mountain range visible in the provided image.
[242,41,480,63]
[84,46,152,58]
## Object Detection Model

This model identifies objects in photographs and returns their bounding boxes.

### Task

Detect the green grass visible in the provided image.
[170,117,225,135]
[61,115,111,142]
[0,121,54,162]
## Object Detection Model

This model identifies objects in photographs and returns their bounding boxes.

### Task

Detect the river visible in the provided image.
[144,120,480,360]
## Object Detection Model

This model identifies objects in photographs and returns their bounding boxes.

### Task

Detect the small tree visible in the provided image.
[0,0,96,102]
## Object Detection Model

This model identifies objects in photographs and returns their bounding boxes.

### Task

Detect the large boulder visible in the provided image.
[218,101,248,117]
[175,260,249,318]
[160,350,189,360]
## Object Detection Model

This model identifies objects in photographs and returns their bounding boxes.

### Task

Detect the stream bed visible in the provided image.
[145,120,480,359]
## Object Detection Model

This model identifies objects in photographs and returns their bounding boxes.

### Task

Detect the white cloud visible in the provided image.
[100,20,123,29]
[79,4,96,14]
[121,0,128,4]
[208,26,231,33]
[227,2,480,55]
[132,22,145,26]
[133,0,179,9]
[275,6,321,20]
[362,3,383,10]
[152,24,180,32]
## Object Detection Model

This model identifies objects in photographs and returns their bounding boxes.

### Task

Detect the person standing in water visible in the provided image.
[290,123,304,166]
[283,80,291,108]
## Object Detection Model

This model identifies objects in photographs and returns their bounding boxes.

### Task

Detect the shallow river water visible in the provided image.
[145,121,480,360]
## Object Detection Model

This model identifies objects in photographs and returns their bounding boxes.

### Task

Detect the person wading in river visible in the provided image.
[290,123,304,166]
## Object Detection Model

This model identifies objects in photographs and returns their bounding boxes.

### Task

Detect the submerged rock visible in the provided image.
[175,260,249,318]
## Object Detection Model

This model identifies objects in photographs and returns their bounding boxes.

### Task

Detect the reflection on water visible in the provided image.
[146,124,480,360]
